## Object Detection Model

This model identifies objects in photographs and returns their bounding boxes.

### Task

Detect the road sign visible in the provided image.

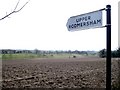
[66,5,111,90]
[66,10,102,31]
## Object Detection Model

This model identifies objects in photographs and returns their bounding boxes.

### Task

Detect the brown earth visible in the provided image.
[2,57,119,89]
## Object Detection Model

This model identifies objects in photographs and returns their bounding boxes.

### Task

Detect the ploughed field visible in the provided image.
[2,57,119,88]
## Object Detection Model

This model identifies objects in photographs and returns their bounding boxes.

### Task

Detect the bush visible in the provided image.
[99,49,106,58]
[99,47,120,58]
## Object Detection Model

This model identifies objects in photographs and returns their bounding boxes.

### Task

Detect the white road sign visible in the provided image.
[66,10,102,31]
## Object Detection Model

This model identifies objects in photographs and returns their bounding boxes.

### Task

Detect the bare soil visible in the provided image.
[2,57,119,89]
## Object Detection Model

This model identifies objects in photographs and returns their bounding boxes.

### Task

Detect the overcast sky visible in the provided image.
[0,0,119,51]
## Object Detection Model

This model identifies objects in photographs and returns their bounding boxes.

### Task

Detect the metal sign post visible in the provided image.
[66,5,111,89]
[106,5,111,90]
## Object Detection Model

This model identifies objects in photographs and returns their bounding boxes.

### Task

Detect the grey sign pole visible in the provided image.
[106,5,111,90]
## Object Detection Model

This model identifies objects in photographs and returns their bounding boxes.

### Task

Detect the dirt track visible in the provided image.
[2,57,119,88]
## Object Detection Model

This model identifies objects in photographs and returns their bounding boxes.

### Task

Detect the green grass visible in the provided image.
[0,54,2,60]
[1,53,87,60]
[47,53,86,59]
[49,53,70,58]
[2,53,49,60]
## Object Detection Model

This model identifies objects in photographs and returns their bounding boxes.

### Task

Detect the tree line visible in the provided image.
[99,47,120,58]
[0,49,95,55]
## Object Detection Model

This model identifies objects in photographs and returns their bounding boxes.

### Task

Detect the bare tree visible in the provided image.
[0,0,30,20]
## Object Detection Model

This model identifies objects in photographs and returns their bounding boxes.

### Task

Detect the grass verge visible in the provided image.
[1,54,49,60]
